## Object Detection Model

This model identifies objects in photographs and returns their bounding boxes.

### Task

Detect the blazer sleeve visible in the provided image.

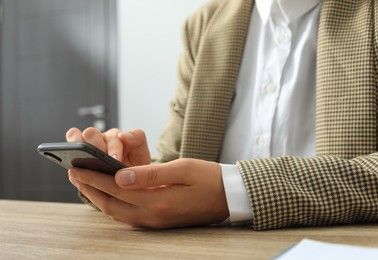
[375,0,378,73]
[237,154,378,230]
[154,21,193,163]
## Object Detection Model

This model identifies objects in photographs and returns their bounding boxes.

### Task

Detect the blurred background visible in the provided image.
[0,0,207,203]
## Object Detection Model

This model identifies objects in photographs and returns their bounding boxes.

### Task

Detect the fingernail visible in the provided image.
[118,170,136,186]
[126,132,135,142]
[69,169,78,179]
[69,177,77,187]
[112,154,119,161]
[67,133,79,142]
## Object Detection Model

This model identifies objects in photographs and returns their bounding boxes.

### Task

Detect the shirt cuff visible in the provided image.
[220,164,254,224]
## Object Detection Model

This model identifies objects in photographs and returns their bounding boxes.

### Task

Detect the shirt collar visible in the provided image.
[255,0,321,25]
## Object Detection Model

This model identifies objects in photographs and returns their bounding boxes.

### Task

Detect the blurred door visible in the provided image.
[0,0,118,202]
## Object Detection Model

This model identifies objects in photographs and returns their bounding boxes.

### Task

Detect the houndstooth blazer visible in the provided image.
[155,0,378,230]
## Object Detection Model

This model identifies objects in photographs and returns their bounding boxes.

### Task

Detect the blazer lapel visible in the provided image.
[316,0,377,158]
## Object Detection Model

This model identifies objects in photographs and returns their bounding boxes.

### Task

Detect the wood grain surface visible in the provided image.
[1,200,378,259]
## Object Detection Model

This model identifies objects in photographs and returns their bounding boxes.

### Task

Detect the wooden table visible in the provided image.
[1,200,378,259]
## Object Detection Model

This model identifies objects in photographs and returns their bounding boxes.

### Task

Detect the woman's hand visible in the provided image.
[68,158,230,229]
[65,127,151,167]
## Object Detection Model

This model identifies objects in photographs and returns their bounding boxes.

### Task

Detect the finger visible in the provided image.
[97,196,148,228]
[68,167,118,195]
[66,127,84,142]
[75,180,187,229]
[82,127,107,152]
[118,129,151,165]
[115,160,193,190]
[76,182,151,227]
[103,128,123,161]
[73,180,139,221]
[69,167,155,207]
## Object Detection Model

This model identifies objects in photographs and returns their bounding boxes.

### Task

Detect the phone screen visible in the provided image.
[38,142,127,175]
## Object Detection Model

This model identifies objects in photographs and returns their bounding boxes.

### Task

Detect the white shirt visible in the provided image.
[219,0,321,223]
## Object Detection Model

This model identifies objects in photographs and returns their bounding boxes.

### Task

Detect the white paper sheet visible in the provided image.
[275,239,378,260]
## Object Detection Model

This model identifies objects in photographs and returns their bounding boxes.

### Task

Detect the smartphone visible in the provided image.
[38,142,127,175]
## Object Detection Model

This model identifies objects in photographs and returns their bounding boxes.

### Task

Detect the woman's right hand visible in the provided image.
[65,127,151,167]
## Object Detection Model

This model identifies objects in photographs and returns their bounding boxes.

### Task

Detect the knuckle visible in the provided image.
[133,129,147,142]
[176,158,190,166]
[130,221,147,229]
[106,184,121,198]
[145,167,159,186]
[108,127,120,133]
[99,198,114,216]
[149,202,170,217]
[137,202,174,229]
[105,128,120,138]
[107,212,123,223]
[145,218,168,229]
[76,172,91,185]
[108,215,117,222]
[175,158,193,172]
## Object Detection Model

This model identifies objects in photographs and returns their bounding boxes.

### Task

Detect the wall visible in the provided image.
[118,0,208,157]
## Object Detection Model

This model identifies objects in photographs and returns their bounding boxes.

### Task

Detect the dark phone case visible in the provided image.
[38,142,127,175]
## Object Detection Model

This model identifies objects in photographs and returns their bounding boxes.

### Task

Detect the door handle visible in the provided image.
[77,105,106,131]
[78,104,105,118]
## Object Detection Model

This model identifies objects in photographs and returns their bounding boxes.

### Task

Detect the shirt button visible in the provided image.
[257,136,265,146]
[264,83,277,93]
[278,33,289,44]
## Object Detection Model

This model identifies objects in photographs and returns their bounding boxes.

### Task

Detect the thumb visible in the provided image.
[115,162,191,189]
